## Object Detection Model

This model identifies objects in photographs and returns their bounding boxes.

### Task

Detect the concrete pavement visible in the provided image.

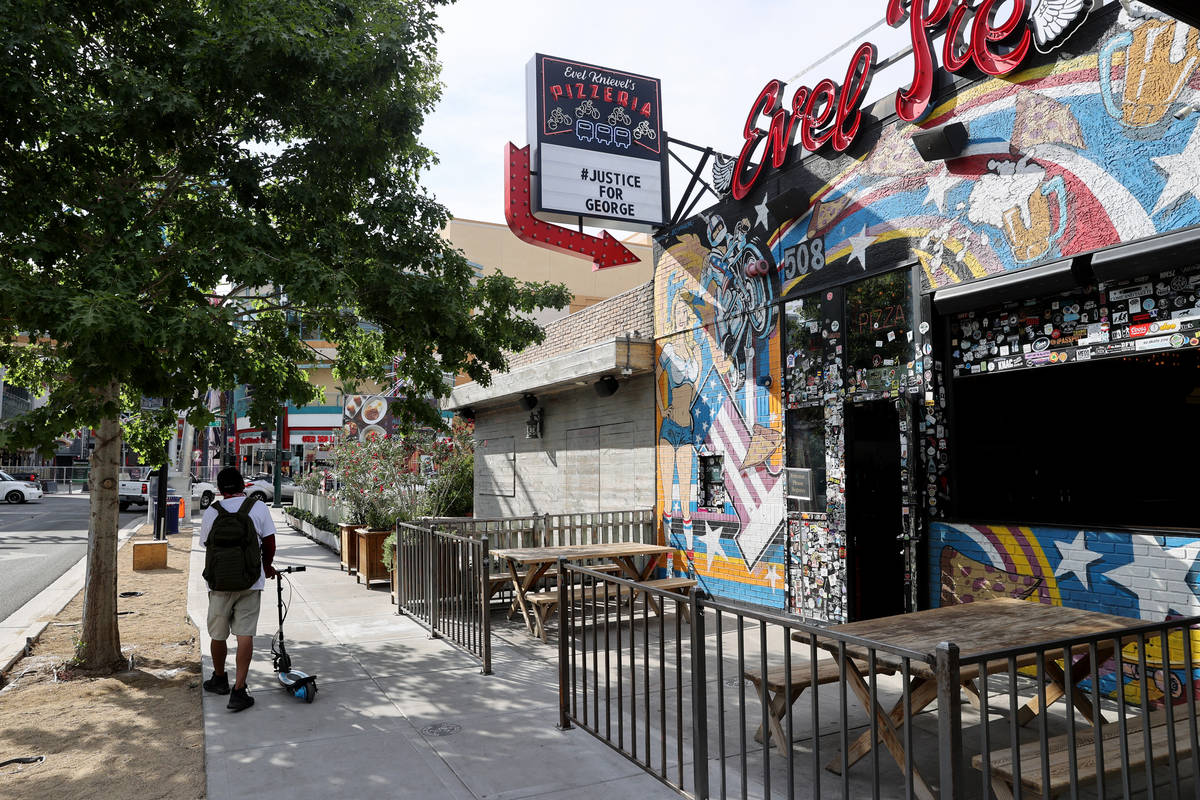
[188,506,682,800]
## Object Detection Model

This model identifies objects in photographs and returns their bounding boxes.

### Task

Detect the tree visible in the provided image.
[0,0,570,670]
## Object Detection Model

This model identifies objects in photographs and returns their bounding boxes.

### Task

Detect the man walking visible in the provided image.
[200,466,276,711]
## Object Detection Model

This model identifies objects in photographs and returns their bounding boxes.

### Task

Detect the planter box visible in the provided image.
[283,513,341,553]
[356,528,391,587]
[339,523,361,573]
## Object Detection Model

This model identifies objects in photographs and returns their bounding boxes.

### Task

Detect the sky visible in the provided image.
[419,0,917,227]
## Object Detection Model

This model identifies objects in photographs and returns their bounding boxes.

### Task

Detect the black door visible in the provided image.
[845,400,905,621]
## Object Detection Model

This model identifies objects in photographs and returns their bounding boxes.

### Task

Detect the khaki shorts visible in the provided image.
[207,589,262,639]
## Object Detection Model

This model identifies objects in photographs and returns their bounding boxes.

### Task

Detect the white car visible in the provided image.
[191,477,217,509]
[244,474,296,503]
[0,471,43,504]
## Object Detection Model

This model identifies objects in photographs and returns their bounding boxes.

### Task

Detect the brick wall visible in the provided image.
[930,521,1199,621]
[507,281,654,370]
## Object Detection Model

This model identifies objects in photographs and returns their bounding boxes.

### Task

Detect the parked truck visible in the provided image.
[118,473,151,511]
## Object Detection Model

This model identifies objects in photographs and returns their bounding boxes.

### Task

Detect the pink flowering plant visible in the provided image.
[331,431,427,531]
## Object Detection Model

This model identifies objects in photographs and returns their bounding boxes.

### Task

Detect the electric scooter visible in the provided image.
[271,565,317,703]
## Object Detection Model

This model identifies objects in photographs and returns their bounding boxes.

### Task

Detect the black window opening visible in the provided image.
[950,348,1200,529]
[699,454,726,511]
[786,405,827,514]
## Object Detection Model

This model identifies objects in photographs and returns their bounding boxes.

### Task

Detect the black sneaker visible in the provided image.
[227,686,254,712]
[203,673,230,695]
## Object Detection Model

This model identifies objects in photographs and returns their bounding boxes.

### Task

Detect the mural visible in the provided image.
[933,521,1200,705]
[656,214,786,608]
[654,5,1200,613]
[763,4,1200,298]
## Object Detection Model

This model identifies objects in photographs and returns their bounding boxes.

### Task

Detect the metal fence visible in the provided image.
[556,564,1200,800]
[1,465,90,492]
[394,521,491,674]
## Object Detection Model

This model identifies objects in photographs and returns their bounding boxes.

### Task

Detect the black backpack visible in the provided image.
[202,497,262,591]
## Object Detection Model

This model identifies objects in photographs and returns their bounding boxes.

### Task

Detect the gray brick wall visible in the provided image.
[507,281,654,370]
[474,373,655,517]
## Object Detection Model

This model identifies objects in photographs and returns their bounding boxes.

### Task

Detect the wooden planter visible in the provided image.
[356,528,392,587]
[339,523,361,573]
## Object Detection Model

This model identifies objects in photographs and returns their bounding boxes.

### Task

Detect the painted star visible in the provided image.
[1103,535,1200,619]
[765,564,781,590]
[1053,530,1103,591]
[923,168,963,214]
[1151,125,1200,217]
[755,196,770,230]
[846,225,876,270]
[733,480,785,568]
[696,520,724,571]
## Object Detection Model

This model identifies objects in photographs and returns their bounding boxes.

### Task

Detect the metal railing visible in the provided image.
[2,465,90,492]
[556,565,1200,799]
[421,509,656,608]
[394,521,491,674]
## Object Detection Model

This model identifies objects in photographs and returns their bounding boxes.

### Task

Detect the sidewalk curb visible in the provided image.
[0,515,145,678]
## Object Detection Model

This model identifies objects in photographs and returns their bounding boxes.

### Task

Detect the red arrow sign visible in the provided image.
[504,143,640,271]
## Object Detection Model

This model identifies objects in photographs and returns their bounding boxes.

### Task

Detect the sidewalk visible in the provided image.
[188,506,681,800]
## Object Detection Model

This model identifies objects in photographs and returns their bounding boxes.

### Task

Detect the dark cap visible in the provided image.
[216,467,244,494]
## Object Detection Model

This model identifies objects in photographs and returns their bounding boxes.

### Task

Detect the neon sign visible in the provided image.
[732,0,1093,200]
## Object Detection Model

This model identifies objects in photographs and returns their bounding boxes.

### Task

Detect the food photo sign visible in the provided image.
[342,395,396,441]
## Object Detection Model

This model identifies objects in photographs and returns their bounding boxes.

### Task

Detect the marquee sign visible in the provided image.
[526,54,668,229]
[732,0,1095,200]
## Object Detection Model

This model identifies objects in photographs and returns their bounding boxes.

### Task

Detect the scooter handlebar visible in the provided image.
[275,565,306,575]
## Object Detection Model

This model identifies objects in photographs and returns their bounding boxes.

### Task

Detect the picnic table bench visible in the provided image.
[524,576,697,642]
[744,658,896,753]
[974,708,1200,799]
[491,542,673,637]
[485,563,622,601]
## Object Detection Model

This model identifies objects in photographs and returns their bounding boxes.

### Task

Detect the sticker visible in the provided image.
[831,320,840,332]
[919,321,930,335]
[1171,333,1186,348]
[1032,337,1050,352]
[1109,283,1152,301]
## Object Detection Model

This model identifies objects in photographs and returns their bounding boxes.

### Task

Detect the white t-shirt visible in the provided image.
[199,495,277,591]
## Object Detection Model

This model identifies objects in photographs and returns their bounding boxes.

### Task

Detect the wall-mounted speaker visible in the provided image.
[594,376,620,397]
[912,122,969,162]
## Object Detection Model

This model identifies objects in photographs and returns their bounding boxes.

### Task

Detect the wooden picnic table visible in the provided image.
[491,542,672,636]
[793,598,1141,800]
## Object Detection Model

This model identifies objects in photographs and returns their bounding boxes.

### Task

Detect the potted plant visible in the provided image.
[333,430,427,587]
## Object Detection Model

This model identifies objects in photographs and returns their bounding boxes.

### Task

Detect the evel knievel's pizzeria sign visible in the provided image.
[526,54,668,229]
[731,0,1095,201]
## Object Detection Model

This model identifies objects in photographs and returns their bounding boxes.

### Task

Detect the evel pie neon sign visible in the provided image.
[732,0,1092,200]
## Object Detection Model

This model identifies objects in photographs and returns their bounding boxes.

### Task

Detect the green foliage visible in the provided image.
[298,470,323,494]
[332,431,428,528]
[381,531,396,571]
[423,417,473,517]
[0,0,571,453]
[286,507,337,533]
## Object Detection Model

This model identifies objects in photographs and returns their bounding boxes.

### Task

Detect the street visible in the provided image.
[0,494,144,623]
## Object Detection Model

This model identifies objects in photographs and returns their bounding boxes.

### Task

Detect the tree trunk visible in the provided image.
[77,381,123,670]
